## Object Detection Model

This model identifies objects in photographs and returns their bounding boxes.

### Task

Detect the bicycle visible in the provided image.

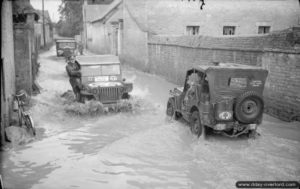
[13,90,36,136]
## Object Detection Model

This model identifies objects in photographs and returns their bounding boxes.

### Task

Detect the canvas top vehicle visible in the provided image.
[74,55,133,104]
[56,38,77,57]
[166,62,268,139]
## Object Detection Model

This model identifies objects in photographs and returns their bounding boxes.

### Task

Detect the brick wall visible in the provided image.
[262,52,300,121]
[1,0,16,145]
[147,28,300,121]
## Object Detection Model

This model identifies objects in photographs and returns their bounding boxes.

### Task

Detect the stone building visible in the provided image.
[122,0,300,70]
[1,0,40,146]
[1,0,16,145]
[137,0,300,36]
[13,0,40,96]
[83,2,109,49]
[82,0,123,55]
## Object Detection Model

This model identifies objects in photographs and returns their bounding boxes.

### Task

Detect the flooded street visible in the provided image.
[1,47,300,189]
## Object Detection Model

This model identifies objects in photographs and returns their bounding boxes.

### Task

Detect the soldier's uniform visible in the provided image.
[66,60,81,94]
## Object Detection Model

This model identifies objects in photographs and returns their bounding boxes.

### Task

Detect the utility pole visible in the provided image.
[42,0,46,47]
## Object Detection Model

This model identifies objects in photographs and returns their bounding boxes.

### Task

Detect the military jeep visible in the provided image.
[166,63,268,138]
[55,38,77,57]
[74,55,133,104]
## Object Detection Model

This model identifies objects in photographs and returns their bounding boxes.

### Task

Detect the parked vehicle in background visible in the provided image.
[55,38,77,57]
[72,55,133,104]
[166,63,268,139]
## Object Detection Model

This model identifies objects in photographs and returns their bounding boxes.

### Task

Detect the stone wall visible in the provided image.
[14,24,33,96]
[1,0,16,145]
[147,28,300,121]
[262,52,300,121]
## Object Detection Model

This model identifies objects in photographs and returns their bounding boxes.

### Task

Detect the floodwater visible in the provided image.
[1,47,299,189]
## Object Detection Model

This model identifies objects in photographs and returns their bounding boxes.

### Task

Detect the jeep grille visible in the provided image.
[98,87,121,103]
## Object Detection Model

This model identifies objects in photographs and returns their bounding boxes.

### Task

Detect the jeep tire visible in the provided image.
[234,91,264,124]
[190,111,206,139]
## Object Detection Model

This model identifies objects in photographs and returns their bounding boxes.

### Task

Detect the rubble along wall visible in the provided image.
[147,28,300,121]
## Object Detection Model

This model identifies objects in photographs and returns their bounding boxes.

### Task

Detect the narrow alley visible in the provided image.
[1,46,300,189]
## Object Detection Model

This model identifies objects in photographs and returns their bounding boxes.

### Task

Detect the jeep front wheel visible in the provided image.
[190,111,206,139]
[235,91,264,124]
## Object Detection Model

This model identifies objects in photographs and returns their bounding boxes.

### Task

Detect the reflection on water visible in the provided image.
[1,47,299,189]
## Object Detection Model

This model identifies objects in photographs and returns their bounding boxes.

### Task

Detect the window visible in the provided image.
[186,26,200,36]
[101,65,120,75]
[258,26,270,34]
[223,26,236,35]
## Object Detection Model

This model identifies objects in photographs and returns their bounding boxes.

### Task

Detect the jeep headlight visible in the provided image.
[219,111,232,120]
[110,76,117,81]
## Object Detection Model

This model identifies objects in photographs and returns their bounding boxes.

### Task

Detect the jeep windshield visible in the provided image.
[58,42,76,49]
[101,64,120,75]
[83,64,120,75]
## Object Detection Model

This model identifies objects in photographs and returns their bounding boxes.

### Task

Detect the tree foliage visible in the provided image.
[57,0,83,37]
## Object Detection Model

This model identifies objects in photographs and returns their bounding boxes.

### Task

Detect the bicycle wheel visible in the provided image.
[24,115,36,136]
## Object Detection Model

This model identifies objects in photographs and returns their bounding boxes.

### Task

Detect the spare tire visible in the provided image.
[234,91,264,124]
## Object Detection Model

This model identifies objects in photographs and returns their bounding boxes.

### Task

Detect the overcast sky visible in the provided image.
[30,0,62,22]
